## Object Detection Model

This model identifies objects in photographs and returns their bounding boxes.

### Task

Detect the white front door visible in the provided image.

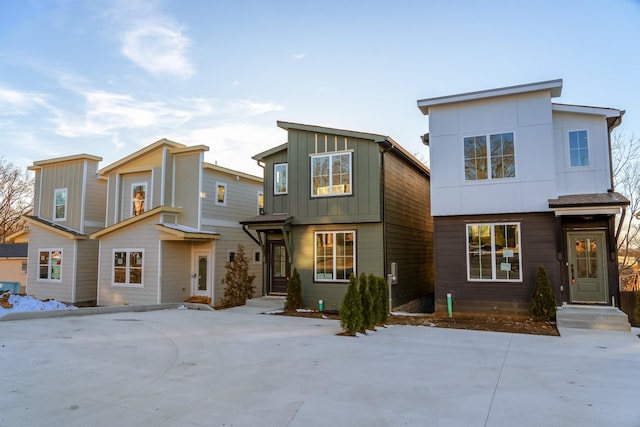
[193,251,211,297]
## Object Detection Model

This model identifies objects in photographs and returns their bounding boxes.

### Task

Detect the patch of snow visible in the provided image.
[391,311,428,317]
[0,293,76,314]
[295,308,315,313]
[265,309,284,315]
[177,305,187,310]
[632,327,640,338]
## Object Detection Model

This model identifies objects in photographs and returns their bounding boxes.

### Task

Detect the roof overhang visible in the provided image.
[548,192,629,216]
[28,154,103,171]
[6,228,30,243]
[240,213,293,231]
[155,224,220,241]
[417,79,563,115]
[90,206,183,239]
[24,216,87,240]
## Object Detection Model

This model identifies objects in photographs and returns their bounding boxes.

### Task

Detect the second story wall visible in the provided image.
[173,152,202,229]
[262,148,289,214]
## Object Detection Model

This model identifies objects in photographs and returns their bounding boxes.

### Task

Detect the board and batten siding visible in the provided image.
[36,159,92,230]
[383,150,434,307]
[26,226,76,303]
[290,223,384,312]
[83,162,107,232]
[262,149,289,214]
[287,129,382,224]
[433,212,559,314]
[97,214,162,306]
[74,239,100,303]
[174,153,202,229]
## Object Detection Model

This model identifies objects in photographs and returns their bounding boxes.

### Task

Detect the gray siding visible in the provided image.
[25,225,76,303]
[433,213,560,314]
[74,239,100,303]
[287,129,382,224]
[174,154,201,228]
[289,223,384,312]
[383,152,434,307]
[262,150,289,214]
[160,241,193,303]
[97,214,161,306]
[83,162,107,231]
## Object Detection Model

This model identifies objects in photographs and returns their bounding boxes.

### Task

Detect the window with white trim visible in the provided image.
[314,231,355,281]
[54,188,67,221]
[113,249,144,286]
[274,163,288,194]
[39,249,62,281]
[464,132,515,180]
[466,223,521,281]
[131,183,146,216]
[216,182,227,206]
[311,152,352,197]
[569,130,589,167]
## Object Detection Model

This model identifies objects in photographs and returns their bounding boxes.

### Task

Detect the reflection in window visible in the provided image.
[311,152,352,197]
[467,223,521,281]
[274,163,288,194]
[464,132,515,180]
[569,130,589,167]
[314,231,355,281]
[131,183,146,216]
[54,188,67,221]
[216,182,227,206]
[39,249,62,281]
[575,238,598,278]
[113,249,144,286]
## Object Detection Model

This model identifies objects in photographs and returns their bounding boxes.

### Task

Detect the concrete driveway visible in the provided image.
[1,303,639,427]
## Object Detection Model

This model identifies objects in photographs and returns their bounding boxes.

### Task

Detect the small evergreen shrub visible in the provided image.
[368,274,382,326]
[360,273,375,331]
[221,244,255,308]
[529,265,557,321]
[340,274,363,335]
[285,268,303,311]
[377,276,389,325]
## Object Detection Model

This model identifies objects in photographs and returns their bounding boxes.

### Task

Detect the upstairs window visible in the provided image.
[569,130,589,167]
[311,152,352,197]
[216,182,227,206]
[39,249,62,281]
[54,188,67,221]
[464,132,515,180]
[274,163,288,194]
[131,183,146,216]
[257,191,264,214]
[113,249,143,286]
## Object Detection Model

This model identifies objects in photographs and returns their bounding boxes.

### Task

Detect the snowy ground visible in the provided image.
[0,292,76,314]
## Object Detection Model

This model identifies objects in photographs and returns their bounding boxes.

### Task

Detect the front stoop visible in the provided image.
[556,305,631,331]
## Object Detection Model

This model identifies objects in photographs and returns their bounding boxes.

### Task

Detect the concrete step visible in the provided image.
[556,306,631,331]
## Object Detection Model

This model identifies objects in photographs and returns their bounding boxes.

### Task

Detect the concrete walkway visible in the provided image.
[0,301,639,427]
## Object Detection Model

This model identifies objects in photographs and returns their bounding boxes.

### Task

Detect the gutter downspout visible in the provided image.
[379,140,393,311]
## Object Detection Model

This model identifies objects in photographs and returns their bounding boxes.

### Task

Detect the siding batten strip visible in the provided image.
[314,134,318,153]
[72,241,77,303]
[157,240,162,304]
[80,160,87,234]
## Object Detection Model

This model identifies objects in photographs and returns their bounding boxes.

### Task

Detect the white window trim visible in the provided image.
[37,248,63,282]
[257,190,264,214]
[568,129,591,169]
[253,251,261,264]
[310,151,353,198]
[130,182,147,217]
[216,182,227,206]
[462,131,517,182]
[53,188,67,221]
[465,222,522,282]
[112,248,145,287]
[227,250,236,263]
[314,230,356,283]
[274,163,288,195]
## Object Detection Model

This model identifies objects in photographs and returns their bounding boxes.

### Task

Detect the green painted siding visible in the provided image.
[262,150,289,214]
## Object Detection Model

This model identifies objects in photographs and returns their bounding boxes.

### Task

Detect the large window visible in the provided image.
[39,249,62,281]
[113,249,144,286]
[569,130,589,167]
[54,188,67,221]
[274,163,288,194]
[131,183,146,216]
[216,182,227,206]
[311,152,352,197]
[466,223,521,281]
[464,132,515,180]
[314,231,355,282]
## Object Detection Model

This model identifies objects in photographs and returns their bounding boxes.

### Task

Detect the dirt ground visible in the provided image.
[279,310,560,336]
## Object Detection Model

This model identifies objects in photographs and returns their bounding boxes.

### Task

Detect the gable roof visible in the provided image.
[28,154,102,171]
[98,138,185,175]
[417,79,563,115]
[203,162,263,183]
[273,121,429,176]
[24,216,87,239]
[0,243,28,258]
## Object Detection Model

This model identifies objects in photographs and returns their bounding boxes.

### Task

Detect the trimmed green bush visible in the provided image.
[221,244,255,308]
[285,268,303,311]
[360,273,375,331]
[340,274,363,335]
[529,265,557,321]
[377,276,389,325]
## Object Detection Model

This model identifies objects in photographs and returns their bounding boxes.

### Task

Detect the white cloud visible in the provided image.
[229,100,284,116]
[121,25,194,78]
[292,53,305,61]
[0,86,48,115]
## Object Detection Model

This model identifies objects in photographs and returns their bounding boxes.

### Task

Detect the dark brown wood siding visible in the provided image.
[434,212,561,314]
[383,151,433,307]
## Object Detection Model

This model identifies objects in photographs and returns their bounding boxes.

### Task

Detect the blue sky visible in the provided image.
[1,0,639,176]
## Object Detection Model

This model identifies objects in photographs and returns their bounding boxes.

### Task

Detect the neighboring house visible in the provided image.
[22,155,107,304]
[417,79,628,314]
[241,121,433,312]
[0,243,28,292]
[91,139,263,306]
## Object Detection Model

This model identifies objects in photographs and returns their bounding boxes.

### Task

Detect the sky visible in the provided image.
[0,0,639,177]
